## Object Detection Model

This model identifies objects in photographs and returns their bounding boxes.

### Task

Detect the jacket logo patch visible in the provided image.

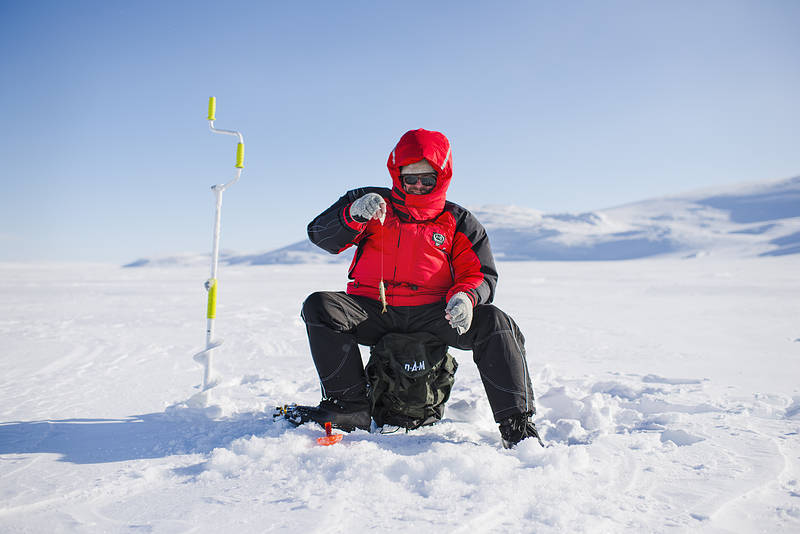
[432,233,445,247]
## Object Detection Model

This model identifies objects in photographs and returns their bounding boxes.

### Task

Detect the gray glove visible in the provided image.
[349,193,386,223]
[445,292,473,335]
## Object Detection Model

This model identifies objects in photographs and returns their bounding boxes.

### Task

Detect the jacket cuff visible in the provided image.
[342,205,367,232]
[447,290,476,307]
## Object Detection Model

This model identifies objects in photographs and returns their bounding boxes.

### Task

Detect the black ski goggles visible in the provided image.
[401,172,437,187]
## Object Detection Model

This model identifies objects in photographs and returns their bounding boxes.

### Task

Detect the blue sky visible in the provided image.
[1,0,799,262]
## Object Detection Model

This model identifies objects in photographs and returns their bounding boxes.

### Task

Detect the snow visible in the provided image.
[2,258,799,533]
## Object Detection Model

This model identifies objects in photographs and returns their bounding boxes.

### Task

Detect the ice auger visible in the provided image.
[192,97,244,391]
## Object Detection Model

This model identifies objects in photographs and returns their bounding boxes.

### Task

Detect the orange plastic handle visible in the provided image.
[316,422,344,446]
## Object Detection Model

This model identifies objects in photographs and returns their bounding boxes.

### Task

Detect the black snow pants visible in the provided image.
[301,291,536,422]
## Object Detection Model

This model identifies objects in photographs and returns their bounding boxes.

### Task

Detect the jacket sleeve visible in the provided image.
[307,187,386,254]
[447,209,498,306]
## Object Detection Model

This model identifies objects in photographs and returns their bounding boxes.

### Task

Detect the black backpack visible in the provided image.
[365,332,458,430]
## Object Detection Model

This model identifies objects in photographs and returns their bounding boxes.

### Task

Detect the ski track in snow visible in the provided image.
[1,260,799,533]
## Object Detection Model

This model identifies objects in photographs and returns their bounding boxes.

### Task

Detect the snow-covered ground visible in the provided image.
[2,259,799,533]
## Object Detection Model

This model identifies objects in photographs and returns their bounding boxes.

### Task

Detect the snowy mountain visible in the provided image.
[479,175,800,260]
[125,176,800,267]
[123,243,354,268]
[225,240,355,266]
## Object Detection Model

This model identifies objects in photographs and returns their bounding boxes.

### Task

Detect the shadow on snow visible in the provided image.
[0,411,275,465]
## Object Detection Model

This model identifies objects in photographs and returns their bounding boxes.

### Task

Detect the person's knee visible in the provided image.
[473,304,507,332]
[301,291,332,324]
[473,305,526,347]
[302,291,368,331]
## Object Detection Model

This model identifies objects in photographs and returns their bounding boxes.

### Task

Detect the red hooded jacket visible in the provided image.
[308,129,497,307]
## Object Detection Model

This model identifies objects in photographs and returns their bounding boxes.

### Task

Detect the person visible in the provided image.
[298,128,543,448]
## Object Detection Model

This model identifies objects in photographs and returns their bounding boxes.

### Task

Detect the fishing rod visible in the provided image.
[192,97,244,391]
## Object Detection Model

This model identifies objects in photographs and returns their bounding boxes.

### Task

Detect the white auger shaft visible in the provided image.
[193,96,245,391]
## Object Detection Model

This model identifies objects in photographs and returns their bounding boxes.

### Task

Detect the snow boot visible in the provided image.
[291,398,371,432]
[499,412,544,448]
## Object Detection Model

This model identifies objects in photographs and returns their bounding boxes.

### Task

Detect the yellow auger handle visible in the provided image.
[236,143,244,168]
[206,278,218,319]
[207,96,216,121]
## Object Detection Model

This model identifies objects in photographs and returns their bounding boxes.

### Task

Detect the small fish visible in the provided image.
[379,279,387,313]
